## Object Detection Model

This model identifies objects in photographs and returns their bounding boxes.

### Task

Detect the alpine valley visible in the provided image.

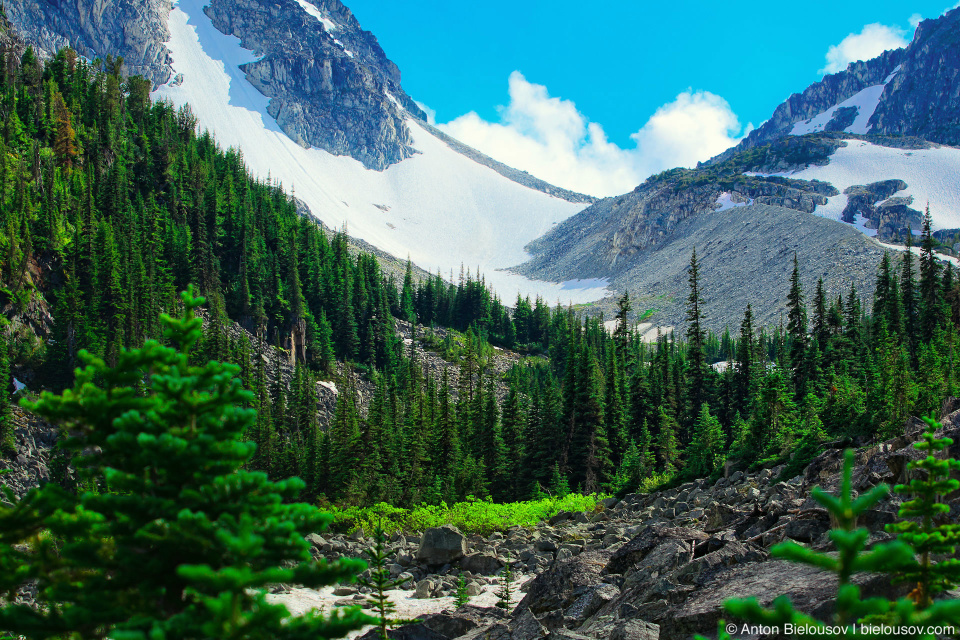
[3,2,960,640]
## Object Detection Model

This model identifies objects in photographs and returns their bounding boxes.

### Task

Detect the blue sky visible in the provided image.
[347,1,955,196]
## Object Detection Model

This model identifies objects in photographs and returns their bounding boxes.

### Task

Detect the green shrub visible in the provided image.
[327,493,607,536]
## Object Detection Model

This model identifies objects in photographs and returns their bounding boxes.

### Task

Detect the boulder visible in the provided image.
[661,559,905,640]
[510,608,548,640]
[564,583,620,624]
[460,552,504,575]
[609,620,660,640]
[515,550,613,615]
[417,525,468,566]
[606,525,708,576]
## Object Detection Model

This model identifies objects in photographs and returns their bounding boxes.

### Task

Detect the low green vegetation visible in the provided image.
[326,493,607,536]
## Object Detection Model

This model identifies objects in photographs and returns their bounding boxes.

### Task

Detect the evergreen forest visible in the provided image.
[1,46,959,516]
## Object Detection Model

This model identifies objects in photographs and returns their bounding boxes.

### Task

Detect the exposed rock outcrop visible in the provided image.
[203,0,424,170]
[5,0,172,84]
[296,405,960,640]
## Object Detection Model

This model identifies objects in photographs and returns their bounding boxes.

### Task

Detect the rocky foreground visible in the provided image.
[296,404,960,640]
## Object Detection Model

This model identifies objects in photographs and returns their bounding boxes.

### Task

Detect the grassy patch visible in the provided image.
[326,493,608,536]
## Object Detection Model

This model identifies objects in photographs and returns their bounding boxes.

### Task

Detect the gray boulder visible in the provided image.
[459,552,504,575]
[417,525,468,566]
[515,550,613,616]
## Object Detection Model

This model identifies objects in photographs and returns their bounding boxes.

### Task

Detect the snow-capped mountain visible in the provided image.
[718,8,960,155]
[5,0,605,304]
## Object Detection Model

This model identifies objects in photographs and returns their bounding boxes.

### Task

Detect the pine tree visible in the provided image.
[495,562,514,610]
[0,289,371,639]
[786,253,808,393]
[886,415,960,608]
[919,206,941,340]
[359,523,417,639]
[685,248,708,419]
[688,403,724,477]
[454,573,470,608]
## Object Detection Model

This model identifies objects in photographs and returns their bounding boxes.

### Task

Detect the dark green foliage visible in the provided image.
[0,289,371,639]
[495,562,514,610]
[0,333,12,457]
[886,415,960,608]
[454,573,470,609]
[359,523,417,639]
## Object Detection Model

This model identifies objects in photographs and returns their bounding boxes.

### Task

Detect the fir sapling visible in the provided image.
[454,572,470,608]
[495,562,513,610]
[886,415,960,608]
[359,522,418,639]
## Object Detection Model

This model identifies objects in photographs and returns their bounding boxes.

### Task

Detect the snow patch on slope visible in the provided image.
[788,140,960,231]
[294,0,337,32]
[715,192,753,211]
[790,67,899,136]
[156,0,605,304]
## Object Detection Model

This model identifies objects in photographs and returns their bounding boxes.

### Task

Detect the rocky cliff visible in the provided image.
[714,7,960,160]
[203,0,426,169]
[5,0,425,170]
[4,0,172,84]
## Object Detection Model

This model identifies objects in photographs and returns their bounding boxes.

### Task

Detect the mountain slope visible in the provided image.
[717,8,960,159]
[153,0,604,304]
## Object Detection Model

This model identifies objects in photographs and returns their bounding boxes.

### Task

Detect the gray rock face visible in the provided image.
[716,8,960,156]
[417,525,468,566]
[203,0,423,170]
[520,202,889,332]
[5,0,172,84]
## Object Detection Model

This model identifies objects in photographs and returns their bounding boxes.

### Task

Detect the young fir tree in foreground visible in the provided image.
[0,289,371,639]
[359,523,417,639]
[700,443,960,639]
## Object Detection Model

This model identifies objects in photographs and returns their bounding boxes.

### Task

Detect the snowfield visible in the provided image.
[154,0,607,304]
[748,140,960,233]
[789,66,899,136]
[790,140,960,231]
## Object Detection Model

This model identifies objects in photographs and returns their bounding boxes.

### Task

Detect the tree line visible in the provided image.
[2,46,959,511]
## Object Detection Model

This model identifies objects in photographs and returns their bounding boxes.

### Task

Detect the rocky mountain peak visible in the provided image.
[5,0,426,170]
[713,6,960,163]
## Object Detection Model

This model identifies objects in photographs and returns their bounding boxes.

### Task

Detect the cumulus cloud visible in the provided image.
[435,72,747,197]
[414,100,436,125]
[819,23,909,75]
[909,13,923,29]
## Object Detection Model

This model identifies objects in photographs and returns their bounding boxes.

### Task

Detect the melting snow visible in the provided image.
[790,67,900,137]
[787,140,960,231]
[331,38,354,57]
[294,0,337,32]
[715,192,753,211]
[155,0,607,305]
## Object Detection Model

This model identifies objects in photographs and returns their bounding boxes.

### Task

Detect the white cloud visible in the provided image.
[435,71,747,198]
[909,13,923,29]
[819,23,909,75]
[414,100,436,125]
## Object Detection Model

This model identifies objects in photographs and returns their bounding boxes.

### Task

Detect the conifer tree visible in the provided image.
[685,248,708,419]
[688,403,724,477]
[786,253,808,393]
[919,206,941,340]
[359,523,416,639]
[0,289,371,639]
[886,415,960,608]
